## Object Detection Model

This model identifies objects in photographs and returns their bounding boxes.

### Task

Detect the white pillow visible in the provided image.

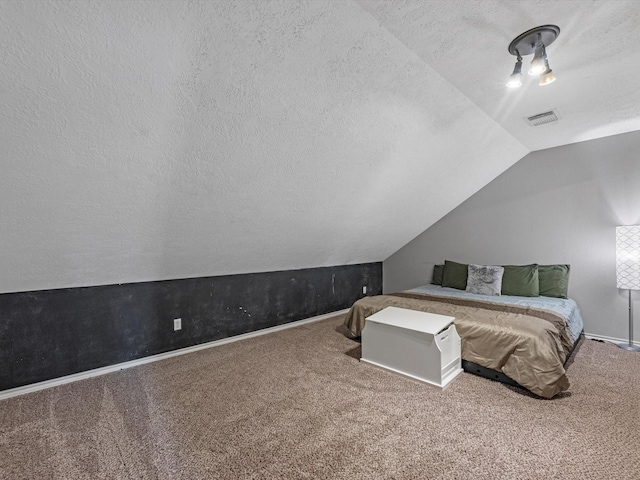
[466,264,504,296]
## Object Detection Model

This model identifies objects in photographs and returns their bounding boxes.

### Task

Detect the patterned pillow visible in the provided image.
[466,264,504,296]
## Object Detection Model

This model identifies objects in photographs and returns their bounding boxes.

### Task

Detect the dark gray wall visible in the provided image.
[0,263,381,391]
[384,130,640,341]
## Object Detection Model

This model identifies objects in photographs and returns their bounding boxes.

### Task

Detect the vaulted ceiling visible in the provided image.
[1,0,639,293]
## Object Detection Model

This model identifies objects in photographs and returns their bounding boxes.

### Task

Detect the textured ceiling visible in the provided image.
[1,0,637,293]
[358,0,640,151]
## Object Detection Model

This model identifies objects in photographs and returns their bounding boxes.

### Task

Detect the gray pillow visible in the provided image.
[466,264,504,296]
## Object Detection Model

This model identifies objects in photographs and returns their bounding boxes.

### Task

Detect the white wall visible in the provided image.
[0,0,526,294]
[384,130,640,340]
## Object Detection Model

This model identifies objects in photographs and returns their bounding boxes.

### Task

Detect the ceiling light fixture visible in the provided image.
[507,25,559,88]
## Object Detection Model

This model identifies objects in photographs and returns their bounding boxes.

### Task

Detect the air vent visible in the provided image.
[526,110,559,126]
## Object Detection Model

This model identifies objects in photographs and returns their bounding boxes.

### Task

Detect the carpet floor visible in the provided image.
[1,314,639,479]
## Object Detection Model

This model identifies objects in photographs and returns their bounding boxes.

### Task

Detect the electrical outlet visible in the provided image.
[362,286,367,294]
[173,318,182,331]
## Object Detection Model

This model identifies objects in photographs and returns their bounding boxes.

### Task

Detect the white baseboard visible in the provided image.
[584,332,640,347]
[0,309,348,402]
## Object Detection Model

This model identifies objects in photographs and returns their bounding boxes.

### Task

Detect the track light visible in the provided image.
[506,55,523,88]
[528,42,547,76]
[539,54,555,86]
[539,69,555,86]
[507,25,560,89]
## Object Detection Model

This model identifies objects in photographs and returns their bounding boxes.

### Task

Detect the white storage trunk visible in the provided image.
[360,306,463,389]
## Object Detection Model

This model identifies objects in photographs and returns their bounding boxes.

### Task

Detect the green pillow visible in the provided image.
[501,264,539,297]
[431,264,444,285]
[538,264,570,298]
[442,260,468,290]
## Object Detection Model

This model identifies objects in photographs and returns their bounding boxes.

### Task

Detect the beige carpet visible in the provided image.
[1,314,639,479]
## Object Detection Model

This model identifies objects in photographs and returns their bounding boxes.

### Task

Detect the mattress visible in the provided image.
[407,284,584,342]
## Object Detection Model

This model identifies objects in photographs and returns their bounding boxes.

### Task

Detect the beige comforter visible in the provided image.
[344,292,575,399]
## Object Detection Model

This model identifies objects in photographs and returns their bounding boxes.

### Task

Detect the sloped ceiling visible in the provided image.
[357,0,640,151]
[0,0,638,293]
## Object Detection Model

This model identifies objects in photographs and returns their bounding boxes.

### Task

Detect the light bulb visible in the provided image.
[529,56,546,74]
[506,73,522,88]
[506,56,523,88]
[529,43,546,75]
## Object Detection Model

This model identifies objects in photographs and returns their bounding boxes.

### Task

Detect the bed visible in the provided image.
[344,283,584,399]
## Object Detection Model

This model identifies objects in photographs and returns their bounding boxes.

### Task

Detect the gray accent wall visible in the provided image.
[384,130,640,341]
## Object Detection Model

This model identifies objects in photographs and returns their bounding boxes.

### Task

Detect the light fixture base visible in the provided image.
[508,25,560,56]
[617,343,640,352]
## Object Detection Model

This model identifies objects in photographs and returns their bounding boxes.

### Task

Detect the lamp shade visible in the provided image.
[616,225,640,290]
[539,69,555,86]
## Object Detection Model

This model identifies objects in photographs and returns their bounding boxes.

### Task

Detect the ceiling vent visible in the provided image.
[526,110,559,126]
